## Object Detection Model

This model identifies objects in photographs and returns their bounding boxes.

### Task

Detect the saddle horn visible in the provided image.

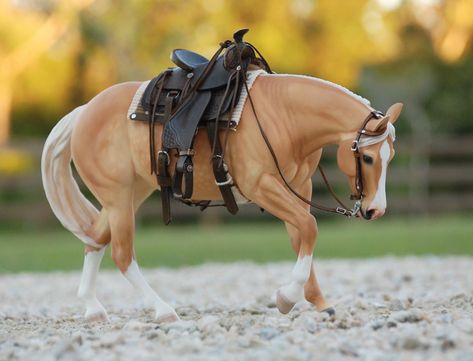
[233,28,249,43]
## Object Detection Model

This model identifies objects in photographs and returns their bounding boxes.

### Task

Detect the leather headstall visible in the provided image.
[350,110,386,201]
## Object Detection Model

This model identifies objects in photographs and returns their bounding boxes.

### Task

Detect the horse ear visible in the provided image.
[367,114,390,133]
[386,102,403,124]
[373,115,391,132]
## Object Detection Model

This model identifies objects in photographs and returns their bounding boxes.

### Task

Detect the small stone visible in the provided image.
[450,293,466,301]
[123,320,153,331]
[437,310,452,324]
[455,318,473,334]
[369,319,385,330]
[402,274,412,282]
[258,327,280,340]
[441,339,455,351]
[197,315,220,332]
[303,318,319,333]
[402,336,423,350]
[99,333,124,347]
[339,341,359,357]
[392,309,427,323]
[161,319,197,332]
[242,306,265,315]
[389,298,405,311]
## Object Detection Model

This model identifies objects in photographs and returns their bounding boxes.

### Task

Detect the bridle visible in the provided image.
[243,73,388,218]
[350,110,386,202]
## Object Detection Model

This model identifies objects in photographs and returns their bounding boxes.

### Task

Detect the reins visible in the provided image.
[241,71,385,218]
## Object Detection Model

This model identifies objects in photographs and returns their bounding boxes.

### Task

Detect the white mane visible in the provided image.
[266,73,372,106]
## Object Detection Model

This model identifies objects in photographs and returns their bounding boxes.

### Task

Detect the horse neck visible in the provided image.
[270,75,373,156]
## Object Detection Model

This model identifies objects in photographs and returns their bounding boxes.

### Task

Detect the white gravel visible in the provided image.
[1,257,473,361]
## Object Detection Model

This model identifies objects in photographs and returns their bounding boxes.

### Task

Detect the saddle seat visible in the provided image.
[171,49,209,72]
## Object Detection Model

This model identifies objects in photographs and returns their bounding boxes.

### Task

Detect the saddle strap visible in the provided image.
[157,150,172,225]
[173,153,194,200]
[207,122,239,215]
[156,91,179,225]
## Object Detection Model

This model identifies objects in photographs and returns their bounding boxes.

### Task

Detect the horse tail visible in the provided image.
[41,105,101,247]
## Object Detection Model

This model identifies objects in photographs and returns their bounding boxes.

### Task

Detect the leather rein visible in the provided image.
[242,71,386,218]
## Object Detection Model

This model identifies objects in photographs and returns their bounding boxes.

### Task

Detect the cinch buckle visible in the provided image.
[158,150,170,165]
[216,175,233,187]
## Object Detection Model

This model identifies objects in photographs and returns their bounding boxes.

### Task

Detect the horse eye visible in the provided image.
[362,155,374,165]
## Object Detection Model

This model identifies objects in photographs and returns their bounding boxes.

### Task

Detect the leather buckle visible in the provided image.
[351,140,359,152]
[158,150,170,165]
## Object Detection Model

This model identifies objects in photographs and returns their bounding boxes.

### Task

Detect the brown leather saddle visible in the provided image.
[129,29,271,224]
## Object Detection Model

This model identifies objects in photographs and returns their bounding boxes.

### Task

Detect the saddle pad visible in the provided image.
[127,69,267,127]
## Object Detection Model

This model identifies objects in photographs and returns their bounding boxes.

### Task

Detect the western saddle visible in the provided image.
[129,29,271,224]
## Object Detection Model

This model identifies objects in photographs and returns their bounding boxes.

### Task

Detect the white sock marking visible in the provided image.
[280,254,313,303]
[78,247,108,318]
[124,260,177,319]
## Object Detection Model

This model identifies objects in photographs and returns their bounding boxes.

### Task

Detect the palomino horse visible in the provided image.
[42,73,402,323]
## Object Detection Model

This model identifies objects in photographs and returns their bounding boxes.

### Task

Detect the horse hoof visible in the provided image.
[86,311,110,323]
[276,289,296,314]
[321,307,336,316]
[156,312,180,323]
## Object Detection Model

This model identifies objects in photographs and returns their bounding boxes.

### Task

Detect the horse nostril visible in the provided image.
[365,209,374,220]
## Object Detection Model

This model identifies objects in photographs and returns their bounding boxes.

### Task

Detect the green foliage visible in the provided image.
[360,24,473,134]
[0,216,471,273]
[4,0,471,139]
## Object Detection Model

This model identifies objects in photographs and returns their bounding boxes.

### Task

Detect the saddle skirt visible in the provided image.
[126,69,267,205]
[127,69,267,128]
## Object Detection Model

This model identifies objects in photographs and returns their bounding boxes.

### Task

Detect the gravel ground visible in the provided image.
[1,257,473,361]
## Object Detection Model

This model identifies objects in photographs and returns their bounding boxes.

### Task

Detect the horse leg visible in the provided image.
[285,222,334,315]
[251,174,318,314]
[107,187,179,323]
[77,180,152,322]
[280,179,334,314]
[77,209,111,321]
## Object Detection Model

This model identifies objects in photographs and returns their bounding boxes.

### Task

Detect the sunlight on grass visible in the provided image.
[0,215,471,273]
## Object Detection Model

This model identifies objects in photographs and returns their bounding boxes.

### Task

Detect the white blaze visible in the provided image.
[368,140,390,210]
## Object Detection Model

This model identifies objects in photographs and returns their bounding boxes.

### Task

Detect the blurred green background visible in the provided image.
[0,0,472,273]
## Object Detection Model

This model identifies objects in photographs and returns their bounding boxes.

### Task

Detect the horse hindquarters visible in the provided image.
[69,84,179,322]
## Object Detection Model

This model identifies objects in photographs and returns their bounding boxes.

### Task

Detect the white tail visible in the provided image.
[41,106,101,247]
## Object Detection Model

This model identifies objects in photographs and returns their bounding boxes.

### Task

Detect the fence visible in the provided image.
[0,135,472,226]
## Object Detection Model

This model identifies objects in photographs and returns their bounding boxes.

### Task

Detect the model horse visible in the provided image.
[42,62,401,322]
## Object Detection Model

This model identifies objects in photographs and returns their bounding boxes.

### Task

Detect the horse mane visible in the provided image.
[262,73,396,147]
[266,73,372,106]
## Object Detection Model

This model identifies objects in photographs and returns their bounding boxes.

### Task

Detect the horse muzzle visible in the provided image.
[361,207,385,221]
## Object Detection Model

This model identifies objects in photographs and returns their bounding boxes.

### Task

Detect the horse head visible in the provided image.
[337,103,403,220]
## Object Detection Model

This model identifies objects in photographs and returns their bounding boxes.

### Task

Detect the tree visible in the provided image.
[0,0,96,145]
